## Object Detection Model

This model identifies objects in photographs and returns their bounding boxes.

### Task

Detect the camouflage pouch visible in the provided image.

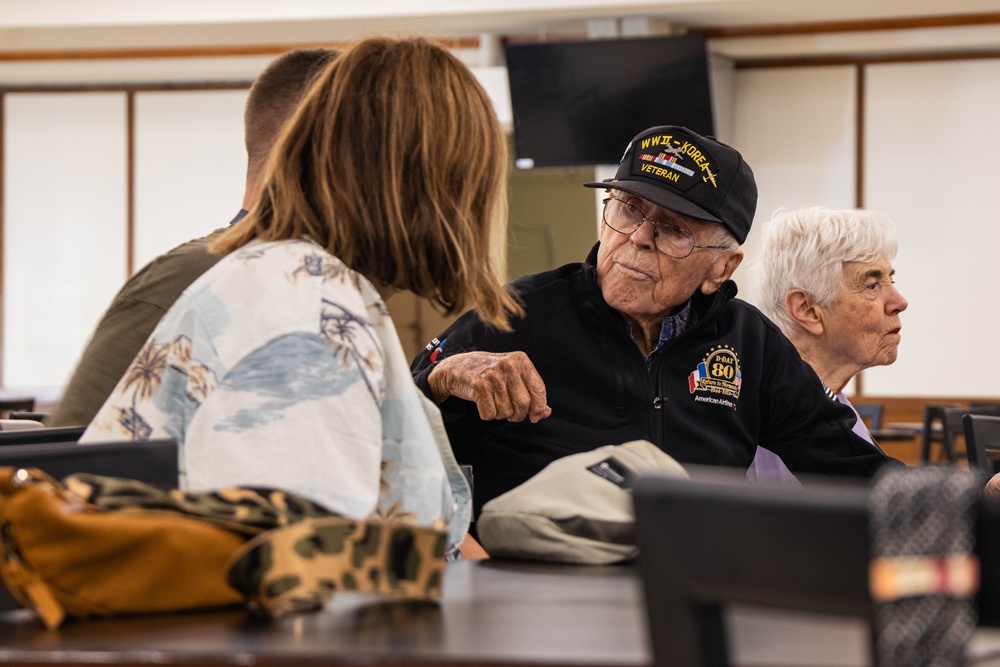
[64,474,335,535]
[0,468,448,627]
[228,517,448,617]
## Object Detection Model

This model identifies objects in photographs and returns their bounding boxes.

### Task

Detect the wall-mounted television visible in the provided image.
[504,34,714,168]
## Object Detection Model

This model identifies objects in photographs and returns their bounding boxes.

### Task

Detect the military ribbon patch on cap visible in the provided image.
[632,132,719,191]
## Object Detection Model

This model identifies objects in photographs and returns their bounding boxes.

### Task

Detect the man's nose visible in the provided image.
[630,219,657,251]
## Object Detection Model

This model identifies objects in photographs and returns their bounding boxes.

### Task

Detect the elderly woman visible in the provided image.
[81,37,519,557]
[750,206,908,481]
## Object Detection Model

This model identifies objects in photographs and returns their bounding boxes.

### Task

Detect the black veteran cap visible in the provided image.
[584,125,757,244]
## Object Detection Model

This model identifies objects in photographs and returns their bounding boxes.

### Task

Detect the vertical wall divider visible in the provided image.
[854,62,866,399]
[126,91,136,278]
[0,93,5,385]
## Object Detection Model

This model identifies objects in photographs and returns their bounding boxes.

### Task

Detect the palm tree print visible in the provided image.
[117,406,153,441]
[320,299,382,402]
[375,500,417,525]
[121,341,169,400]
[293,253,365,292]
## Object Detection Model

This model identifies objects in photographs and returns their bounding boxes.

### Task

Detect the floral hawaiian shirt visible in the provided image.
[81,239,471,552]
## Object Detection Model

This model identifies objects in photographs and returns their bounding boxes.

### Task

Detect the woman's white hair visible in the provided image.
[754,206,898,338]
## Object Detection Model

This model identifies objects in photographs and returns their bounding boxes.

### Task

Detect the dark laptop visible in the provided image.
[0,439,179,612]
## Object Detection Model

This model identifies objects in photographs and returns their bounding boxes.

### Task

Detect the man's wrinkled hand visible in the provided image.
[428,351,552,423]
[986,473,1000,499]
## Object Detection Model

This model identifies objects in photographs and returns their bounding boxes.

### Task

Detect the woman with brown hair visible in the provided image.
[81,37,518,557]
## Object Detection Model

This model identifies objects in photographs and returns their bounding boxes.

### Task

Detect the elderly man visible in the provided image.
[748,207,908,481]
[412,125,895,516]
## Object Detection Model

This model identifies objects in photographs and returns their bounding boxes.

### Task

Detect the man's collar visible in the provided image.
[229,209,249,225]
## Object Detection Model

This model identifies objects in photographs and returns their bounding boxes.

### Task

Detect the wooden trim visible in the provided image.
[701,12,1000,39]
[0,37,480,63]
[2,14,995,58]
[0,82,252,94]
[735,48,1000,69]
[852,64,866,397]
[0,93,5,386]
[502,33,589,44]
[857,395,999,427]
[855,63,866,210]
[126,92,135,278]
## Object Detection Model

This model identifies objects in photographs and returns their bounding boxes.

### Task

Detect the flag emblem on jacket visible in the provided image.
[688,362,708,393]
[688,345,742,409]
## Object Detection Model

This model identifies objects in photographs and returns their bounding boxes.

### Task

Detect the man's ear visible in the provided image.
[700,249,743,295]
[785,289,825,336]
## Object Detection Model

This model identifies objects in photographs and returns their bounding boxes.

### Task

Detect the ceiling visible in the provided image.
[5,0,1000,51]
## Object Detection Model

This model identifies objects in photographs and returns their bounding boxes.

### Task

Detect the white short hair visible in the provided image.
[754,206,898,338]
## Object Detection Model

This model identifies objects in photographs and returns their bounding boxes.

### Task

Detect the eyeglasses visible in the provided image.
[602,196,729,259]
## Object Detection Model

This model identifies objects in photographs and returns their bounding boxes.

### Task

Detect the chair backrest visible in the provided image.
[963,413,1000,474]
[921,404,1000,464]
[0,439,179,486]
[921,403,960,463]
[853,402,885,431]
[0,426,85,447]
[7,411,51,423]
[0,397,35,418]
[633,470,1000,667]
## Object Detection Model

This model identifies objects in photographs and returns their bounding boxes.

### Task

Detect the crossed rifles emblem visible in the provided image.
[658,143,718,188]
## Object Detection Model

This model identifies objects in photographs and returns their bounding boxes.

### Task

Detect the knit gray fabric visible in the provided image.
[869,466,983,667]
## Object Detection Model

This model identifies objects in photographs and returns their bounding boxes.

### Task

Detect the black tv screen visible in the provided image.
[504,34,714,168]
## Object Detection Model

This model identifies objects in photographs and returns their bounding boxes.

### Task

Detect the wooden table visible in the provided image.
[0,560,646,667]
[2,559,999,667]
[870,426,921,441]
[869,424,923,464]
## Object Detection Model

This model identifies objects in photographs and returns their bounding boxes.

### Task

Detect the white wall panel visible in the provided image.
[133,90,247,269]
[729,66,857,306]
[3,92,128,389]
[864,59,1000,397]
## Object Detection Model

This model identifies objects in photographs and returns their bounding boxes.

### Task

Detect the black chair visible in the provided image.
[0,426,85,446]
[853,402,884,431]
[633,470,1000,667]
[0,397,35,419]
[963,413,1000,475]
[0,439,178,485]
[7,411,51,423]
[920,404,1000,464]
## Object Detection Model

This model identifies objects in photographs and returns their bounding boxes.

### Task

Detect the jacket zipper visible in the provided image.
[652,395,664,447]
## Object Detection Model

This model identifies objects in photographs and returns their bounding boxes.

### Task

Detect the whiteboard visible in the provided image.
[133,89,248,269]
[864,59,1000,397]
[729,66,857,307]
[3,92,127,388]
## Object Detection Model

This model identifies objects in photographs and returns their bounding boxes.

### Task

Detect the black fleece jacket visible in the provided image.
[412,244,894,516]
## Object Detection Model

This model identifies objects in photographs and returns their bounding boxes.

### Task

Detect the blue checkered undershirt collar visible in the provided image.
[625,299,695,371]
